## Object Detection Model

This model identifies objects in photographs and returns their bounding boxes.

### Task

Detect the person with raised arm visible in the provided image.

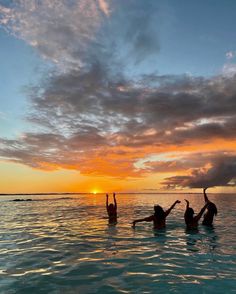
[202,187,217,226]
[106,193,117,224]
[132,200,181,229]
[184,199,209,229]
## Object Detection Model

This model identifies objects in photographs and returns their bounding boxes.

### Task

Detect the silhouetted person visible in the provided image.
[132,200,181,229]
[202,187,217,226]
[106,193,117,224]
[184,199,209,229]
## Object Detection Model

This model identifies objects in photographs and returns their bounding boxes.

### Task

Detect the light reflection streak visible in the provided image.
[0,193,234,292]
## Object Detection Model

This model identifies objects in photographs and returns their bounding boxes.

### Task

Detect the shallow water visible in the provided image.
[0,193,235,293]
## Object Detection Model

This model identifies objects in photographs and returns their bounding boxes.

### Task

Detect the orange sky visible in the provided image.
[1,137,236,194]
[1,1,236,194]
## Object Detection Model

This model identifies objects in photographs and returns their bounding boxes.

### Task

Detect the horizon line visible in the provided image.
[0,192,235,196]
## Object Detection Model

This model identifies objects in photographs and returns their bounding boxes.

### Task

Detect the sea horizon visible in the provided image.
[0,193,235,293]
[0,191,235,196]
[1,1,236,292]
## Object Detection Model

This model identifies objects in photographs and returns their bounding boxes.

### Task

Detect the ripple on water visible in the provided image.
[0,193,235,293]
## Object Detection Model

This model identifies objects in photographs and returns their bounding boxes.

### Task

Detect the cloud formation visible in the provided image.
[0,0,107,69]
[1,1,236,188]
[162,154,236,189]
[226,51,236,60]
[1,66,236,184]
[27,69,236,147]
[0,0,161,73]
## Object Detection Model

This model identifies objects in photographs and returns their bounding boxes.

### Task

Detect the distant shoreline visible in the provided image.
[0,193,84,196]
[0,192,235,196]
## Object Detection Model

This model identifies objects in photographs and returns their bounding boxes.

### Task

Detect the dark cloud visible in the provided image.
[162,154,236,189]
[27,69,236,141]
[1,1,236,187]
[1,68,236,178]
[141,159,197,173]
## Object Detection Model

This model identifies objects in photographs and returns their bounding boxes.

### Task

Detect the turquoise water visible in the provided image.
[0,193,235,293]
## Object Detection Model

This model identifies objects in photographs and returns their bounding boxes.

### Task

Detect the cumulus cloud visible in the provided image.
[162,154,236,189]
[0,131,142,177]
[0,67,236,180]
[27,70,236,146]
[0,1,236,187]
[137,151,236,188]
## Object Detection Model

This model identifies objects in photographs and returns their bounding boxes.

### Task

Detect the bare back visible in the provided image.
[146,215,166,229]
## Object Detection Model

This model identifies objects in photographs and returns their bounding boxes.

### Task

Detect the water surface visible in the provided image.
[0,193,235,293]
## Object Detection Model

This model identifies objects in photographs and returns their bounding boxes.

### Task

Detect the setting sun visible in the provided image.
[92,189,99,195]
[0,1,236,293]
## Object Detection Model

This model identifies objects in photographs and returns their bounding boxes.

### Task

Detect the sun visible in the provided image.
[91,189,98,195]
[91,188,103,194]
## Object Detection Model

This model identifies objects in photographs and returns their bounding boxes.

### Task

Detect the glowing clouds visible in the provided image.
[98,0,110,16]
[1,1,236,190]
[162,154,236,189]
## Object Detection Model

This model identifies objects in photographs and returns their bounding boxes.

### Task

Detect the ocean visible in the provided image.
[0,193,235,293]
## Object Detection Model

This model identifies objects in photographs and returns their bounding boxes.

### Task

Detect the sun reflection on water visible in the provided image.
[0,193,235,293]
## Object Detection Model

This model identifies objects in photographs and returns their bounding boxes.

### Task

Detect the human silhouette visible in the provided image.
[184,199,209,229]
[106,193,117,224]
[132,200,181,229]
[202,187,217,226]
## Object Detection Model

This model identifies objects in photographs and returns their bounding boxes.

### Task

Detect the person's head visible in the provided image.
[154,205,165,220]
[208,202,217,216]
[108,203,114,211]
[184,207,194,223]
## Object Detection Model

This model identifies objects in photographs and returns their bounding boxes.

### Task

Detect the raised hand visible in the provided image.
[176,200,181,204]
[203,187,210,203]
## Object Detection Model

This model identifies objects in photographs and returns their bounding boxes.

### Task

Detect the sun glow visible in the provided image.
[92,189,98,195]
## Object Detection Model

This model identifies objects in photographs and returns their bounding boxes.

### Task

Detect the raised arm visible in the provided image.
[165,200,181,217]
[195,202,209,222]
[106,194,109,211]
[203,188,209,203]
[113,193,117,209]
[132,216,154,227]
[185,199,189,210]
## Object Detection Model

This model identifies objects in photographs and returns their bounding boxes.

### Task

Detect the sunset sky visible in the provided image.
[0,0,236,193]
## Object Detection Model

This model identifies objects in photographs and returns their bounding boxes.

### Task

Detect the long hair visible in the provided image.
[154,205,165,220]
[208,202,217,216]
[184,207,194,223]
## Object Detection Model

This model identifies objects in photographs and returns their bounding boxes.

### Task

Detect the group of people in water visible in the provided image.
[106,188,218,229]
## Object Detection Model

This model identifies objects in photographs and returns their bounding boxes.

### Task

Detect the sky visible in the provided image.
[0,0,236,193]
